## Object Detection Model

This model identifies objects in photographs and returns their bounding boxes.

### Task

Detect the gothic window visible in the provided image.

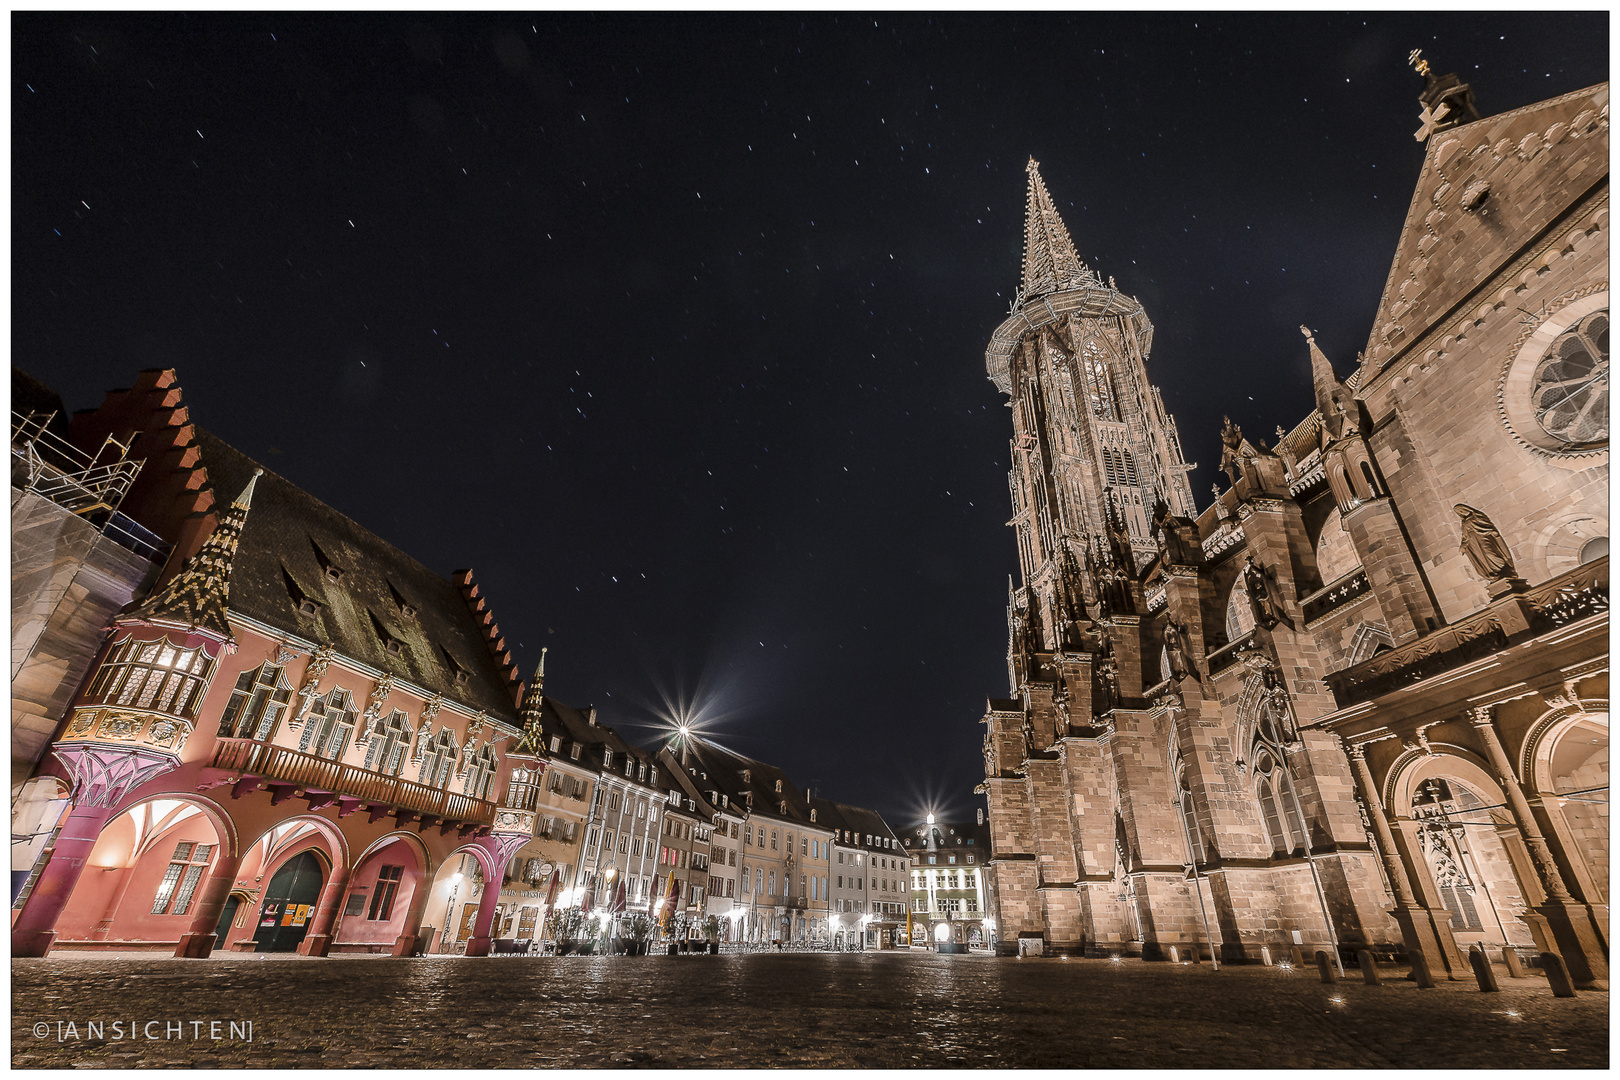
[151,841,214,915]
[462,743,497,801]
[1412,780,1486,932]
[418,729,458,788]
[364,710,411,774]
[218,662,294,740]
[301,687,356,760]
[1253,753,1306,855]
[1081,340,1118,420]
[88,638,214,719]
[1225,581,1256,642]
[1532,311,1608,447]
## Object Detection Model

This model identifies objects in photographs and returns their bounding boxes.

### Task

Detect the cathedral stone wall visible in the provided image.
[980,87,1607,969]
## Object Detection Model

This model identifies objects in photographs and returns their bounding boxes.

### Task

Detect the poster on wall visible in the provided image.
[291,904,312,927]
[260,903,280,927]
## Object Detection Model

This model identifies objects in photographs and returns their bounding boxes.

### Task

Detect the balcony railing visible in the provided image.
[211,737,497,825]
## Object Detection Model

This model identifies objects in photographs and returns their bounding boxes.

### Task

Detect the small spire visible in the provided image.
[514,650,548,752]
[1020,158,1102,302]
[1302,325,1357,441]
[128,469,264,641]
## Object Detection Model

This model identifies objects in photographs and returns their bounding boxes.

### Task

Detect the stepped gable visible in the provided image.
[69,368,219,569]
[192,428,519,721]
[451,569,523,705]
[1361,82,1610,378]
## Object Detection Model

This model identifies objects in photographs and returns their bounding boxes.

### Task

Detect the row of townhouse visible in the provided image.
[9,366,920,957]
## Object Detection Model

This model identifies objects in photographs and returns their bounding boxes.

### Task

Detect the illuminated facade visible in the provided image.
[978,71,1608,984]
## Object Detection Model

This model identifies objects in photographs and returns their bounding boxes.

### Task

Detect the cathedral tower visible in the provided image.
[990,161,1196,670]
[979,160,1399,962]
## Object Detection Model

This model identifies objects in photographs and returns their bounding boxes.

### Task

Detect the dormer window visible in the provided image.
[324,566,343,584]
[740,769,751,783]
[810,809,817,823]
[775,779,782,793]
[638,762,647,782]
[549,736,562,754]
[298,599,320,617]
[603,750,614,769]
[384,639,403,655]
[780,801,787,815]
[453,671,469,685]
[570,742,582,761]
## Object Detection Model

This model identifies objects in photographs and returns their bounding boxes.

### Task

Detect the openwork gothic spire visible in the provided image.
[129,469,262,641]
[1020,158,1102,302]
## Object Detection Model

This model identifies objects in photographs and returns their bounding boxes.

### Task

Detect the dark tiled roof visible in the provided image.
[12,367,68,433]
[811,798,901,852]
[526,696,665,794]
[678,738,813,826]
[193,429,518,720]
[903,819,992,853]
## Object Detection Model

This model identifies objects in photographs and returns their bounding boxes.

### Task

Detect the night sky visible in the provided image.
[12,13,1608,824]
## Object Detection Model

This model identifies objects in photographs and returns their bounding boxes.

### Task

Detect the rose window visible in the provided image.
[1532,311,1608,447]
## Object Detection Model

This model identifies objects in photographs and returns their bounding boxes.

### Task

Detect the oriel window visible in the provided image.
[88,638,214,719]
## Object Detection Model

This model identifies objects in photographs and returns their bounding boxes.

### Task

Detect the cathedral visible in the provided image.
[979,63,1608,987]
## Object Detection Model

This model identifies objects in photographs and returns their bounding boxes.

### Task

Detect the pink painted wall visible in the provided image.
[335,840,424,947]
[56,814,220,943]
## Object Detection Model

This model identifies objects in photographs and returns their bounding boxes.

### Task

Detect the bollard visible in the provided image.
[1540,952,1578,998]
[1315,950,1336,983]
[1259,946,1272,966]
[1290,944,1307,968]
[1357,949,1381,985]
[1468,946,1499,992]
[1168,946,1179,963]
[1408,952,1435,988]
[1501,947,1524,978]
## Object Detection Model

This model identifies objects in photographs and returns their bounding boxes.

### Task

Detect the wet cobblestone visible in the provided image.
[11,951,1608,1069]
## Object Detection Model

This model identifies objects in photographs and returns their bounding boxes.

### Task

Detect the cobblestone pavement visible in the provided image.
[12,951,1608,1069]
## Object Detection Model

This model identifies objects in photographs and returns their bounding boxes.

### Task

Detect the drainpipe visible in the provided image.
[1280,765,1345,976]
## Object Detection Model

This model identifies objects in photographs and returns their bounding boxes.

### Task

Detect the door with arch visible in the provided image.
[252,851,325,952]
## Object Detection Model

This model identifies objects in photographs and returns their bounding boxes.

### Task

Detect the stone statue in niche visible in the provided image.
[1454,504,1520,584]
[1163,618,1198,682]
[1242,555,1290,630]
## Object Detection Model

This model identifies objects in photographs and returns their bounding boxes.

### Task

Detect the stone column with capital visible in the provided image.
[1346,742,1464,979]
[175,853,246,958]
[1466,705,1608,988]
[11,744,183,957]
[462,829,532,957]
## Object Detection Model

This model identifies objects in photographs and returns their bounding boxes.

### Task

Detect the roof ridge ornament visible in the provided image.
[1020,158,1103,304]
[126,467,263,644]
[1408,49,1480,142]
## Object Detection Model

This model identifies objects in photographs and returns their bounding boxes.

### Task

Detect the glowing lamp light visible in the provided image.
[933,922,951,943]
[605,867,617,880]
[450,872,464,884]
[926,813,935,826]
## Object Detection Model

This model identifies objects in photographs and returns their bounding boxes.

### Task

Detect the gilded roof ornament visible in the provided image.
[127,468,262,643]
